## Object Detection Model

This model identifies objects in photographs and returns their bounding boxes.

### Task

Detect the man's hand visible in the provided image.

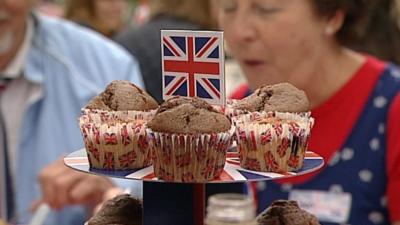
[35,158,115,211]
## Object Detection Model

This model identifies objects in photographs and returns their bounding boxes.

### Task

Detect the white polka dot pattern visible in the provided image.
[369,211,384,224]
[380,196,387,207]
[359,170,373,183]
[392,69,400,79]
[281,183,293,192]
[378,123,385,134]
[329,151,341,166]
[256,181,266,191]
[373,96,387,108]
[341,148,354,161]
[369,138,380,151]
[329,184,343,193]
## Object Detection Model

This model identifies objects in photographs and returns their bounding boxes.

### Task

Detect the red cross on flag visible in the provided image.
[161,30,225,105]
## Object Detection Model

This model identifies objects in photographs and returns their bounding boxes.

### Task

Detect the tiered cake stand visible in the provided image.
[64,148,324,225]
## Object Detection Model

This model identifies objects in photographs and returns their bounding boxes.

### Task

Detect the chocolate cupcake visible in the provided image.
[79,80,158,170]
[84,80,158,121]
[233,83,314,172]
[87,194,142,225]
[233,83,309,113]
[257,200,320,225]
[147,96,234,182]
[86,80,158,111]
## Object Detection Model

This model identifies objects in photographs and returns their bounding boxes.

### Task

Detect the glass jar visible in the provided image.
[205,193,257,225]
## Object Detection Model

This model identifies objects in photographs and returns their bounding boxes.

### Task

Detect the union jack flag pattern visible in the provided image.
[161,30,225,105]
[65,150,324,182]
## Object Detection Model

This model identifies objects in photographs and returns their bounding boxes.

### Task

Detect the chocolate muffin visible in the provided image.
[233,83,309,113]
[80,80,156,170]
[147,96,234,182]
[86,80,158,111]
[87,194,142,225]
[257,200,320,225]
[147,96,231,134]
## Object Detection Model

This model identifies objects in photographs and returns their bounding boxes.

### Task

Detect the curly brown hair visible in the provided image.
[311,0,400,63]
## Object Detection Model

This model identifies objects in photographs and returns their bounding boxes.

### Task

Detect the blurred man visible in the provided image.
[0,0,143,224]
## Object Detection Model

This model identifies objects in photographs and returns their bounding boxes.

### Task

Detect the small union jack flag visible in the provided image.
[161,30,225,105]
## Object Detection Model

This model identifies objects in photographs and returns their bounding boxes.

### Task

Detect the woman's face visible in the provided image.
[218,0,332,88]
[94,0,127,31]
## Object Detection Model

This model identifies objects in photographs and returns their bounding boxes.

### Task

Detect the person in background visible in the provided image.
[348,0,400,64]
[36,0,63,17]
[0,0,143,224]
[64,0,128,38]
[216,0,400,224]
[116,0,217,103]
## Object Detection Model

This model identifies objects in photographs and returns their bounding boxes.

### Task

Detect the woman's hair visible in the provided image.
[311,0,400,63]
[64,0,121,37]
[149,0,215,29]
[64,0,96,26]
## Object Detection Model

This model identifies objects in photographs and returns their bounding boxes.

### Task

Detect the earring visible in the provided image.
[325,26,334,35]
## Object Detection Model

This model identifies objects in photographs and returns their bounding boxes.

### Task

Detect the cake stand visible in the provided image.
[64,149,324,225]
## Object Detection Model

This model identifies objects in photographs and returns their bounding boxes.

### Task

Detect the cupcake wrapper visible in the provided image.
[147,126,235,182]
[79,111,153,170]
[235,112,314,172]
[81,108,156,123]
[212,100,248,121]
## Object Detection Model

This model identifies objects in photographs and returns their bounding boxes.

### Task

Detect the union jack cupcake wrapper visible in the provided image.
[79,110,154,170]
[147,126,235,182]
[234,112,314,172]
[212,99,248,121]
[81,108,156,123]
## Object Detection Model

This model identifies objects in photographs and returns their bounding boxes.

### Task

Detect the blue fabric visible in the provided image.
[14,14,144,225]
[256,65,400,224]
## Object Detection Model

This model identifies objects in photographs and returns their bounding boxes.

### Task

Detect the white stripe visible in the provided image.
[305,157,324,160]
[162,36,187,61]
[125,166,154,179]
[223,164,247,181]
[164,72,187,95]
[229,163,287,179]
[195,38,220,62]
[196,77,219,100]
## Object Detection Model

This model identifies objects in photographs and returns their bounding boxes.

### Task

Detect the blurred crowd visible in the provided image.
[1,0,400,225]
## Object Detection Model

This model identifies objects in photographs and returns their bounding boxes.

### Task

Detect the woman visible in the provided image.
[64,0,128,37]
[116,0,217,102]
[217,0,400,224]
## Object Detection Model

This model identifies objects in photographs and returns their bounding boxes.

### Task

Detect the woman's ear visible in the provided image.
[325,10,345,36]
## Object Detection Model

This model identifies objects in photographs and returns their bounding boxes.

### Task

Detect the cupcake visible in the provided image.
[233,83,314,172]
[232,83,309,113]
[87,194,142,225]
[223,83,309,119]
[79,80,158,170]
[84,80,158,121]
[147,96,234,182]
[257,200,320,225]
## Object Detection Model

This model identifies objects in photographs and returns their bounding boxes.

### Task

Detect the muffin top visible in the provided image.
[147,96,231,134]
[234,83,309,113]
[257,200,320,225]
[86,80,158,111]
[87,194,142,225]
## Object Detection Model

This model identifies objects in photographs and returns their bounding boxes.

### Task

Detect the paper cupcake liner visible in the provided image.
[79,111,153,170]
[212,100,248,121]
[147,126,235,182]
[81,108,156,123]
[234,112,314,172]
